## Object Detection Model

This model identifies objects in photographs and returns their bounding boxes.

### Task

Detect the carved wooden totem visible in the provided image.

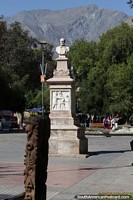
[23,115,50,200]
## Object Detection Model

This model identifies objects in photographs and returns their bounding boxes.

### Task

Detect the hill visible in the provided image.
[5,5,130,48]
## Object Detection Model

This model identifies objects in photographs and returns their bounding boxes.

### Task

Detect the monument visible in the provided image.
[47,38,88,156]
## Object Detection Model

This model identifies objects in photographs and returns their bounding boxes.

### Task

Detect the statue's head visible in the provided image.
[60,38,65,46]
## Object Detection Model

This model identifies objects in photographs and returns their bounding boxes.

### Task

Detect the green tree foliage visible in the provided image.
[69,23,133,116]
[98,23,133,66]
[68,39,97,113]
[127,0,133,8]
[32,85,50,111]
[97,23,133,115]
[105,60,133,115]
[0,20,54,112]
[25,85,50,111]
[68,39,97,82]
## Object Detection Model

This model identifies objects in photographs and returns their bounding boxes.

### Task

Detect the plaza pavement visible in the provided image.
[0,133,133,200]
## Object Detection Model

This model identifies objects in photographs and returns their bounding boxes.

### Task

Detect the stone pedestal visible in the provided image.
[47,57,88,156]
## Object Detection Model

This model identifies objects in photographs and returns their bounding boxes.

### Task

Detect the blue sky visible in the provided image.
[0,0,132,17]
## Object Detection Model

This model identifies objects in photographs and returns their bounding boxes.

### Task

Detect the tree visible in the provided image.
[127,0,133,8]
[68,39,97,83]
[69,23,133,117]
[32,85,50,111]
[0,20,54,112]
[78,62,106,114]
[0,21,38,111]
[97,23,133,115]
[105,60,133,115]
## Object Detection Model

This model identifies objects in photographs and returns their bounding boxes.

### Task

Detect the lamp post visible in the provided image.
[40,40,47,116]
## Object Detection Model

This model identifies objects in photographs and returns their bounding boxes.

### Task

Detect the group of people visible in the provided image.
[103,116,118,130]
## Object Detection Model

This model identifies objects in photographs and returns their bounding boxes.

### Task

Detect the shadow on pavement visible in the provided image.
[0,194,13,200]
[0,129,25,134]
[0,193,24,200]
[79,164,132,171]
[86,150,131,158]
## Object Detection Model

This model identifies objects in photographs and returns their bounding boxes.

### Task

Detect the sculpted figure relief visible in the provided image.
[24,117,39,200]
[56,38,69,57]
[23,116,49,200]
[52,91,70,110]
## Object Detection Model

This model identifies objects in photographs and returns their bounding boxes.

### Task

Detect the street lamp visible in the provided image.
[40,40,47,116]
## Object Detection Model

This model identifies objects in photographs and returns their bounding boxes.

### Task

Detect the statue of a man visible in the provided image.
[56,38,69,57]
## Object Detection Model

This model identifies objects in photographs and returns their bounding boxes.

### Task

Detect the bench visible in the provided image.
[90,122,104,128]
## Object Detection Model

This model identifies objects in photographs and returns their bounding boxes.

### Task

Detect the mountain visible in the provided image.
[5,5,130,48]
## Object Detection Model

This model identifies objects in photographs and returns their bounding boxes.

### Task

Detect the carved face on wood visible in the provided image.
[25,124,33,133]
[26,141,34,151]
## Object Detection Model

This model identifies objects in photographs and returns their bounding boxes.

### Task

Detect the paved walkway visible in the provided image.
[0,133,133,199]
[47,153,133,199]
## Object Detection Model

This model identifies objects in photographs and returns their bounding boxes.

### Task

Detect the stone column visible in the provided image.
[47,55,88,156]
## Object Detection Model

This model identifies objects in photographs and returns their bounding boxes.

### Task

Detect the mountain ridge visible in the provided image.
[5,5,131,48]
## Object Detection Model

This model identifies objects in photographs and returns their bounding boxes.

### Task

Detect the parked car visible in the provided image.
[2,119,12,131]
[0,110,19,131]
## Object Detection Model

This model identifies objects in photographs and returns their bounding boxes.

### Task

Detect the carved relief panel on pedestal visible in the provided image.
[52,91,70,111]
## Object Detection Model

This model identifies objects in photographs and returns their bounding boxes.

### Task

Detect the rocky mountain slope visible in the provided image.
[5,5,130,47]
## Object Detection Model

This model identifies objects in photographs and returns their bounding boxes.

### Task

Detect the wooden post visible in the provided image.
[23,115,50,200]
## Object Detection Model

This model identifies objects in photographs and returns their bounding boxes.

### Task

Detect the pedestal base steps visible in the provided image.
[49,125,88,156]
